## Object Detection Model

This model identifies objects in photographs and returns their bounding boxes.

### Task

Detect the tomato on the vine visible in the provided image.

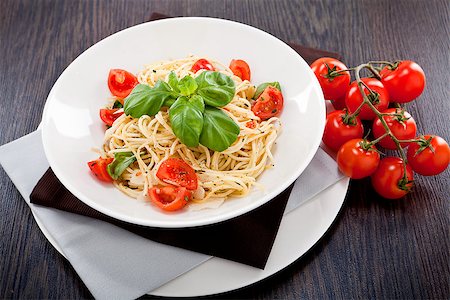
[322,110,364,152]
[337,139,380,179]
[380,60,426,103]
[345,78,389,120]
[310,57,351,106]
[407,135,450,176]
[371,157,413,199]
[372,108,417,150]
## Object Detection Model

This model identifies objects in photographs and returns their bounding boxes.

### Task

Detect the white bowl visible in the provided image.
[41,17,325,228]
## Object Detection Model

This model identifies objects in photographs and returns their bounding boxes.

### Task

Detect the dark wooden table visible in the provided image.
[1,0,449,299]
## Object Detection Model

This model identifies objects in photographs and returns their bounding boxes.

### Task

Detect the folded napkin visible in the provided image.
[0,13,344,300]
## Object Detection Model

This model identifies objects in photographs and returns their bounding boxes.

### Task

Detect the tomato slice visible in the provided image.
[251,86,284,120]
[149,186,191,211]
[229,59,251,81]
[99,108,124,126]
[87,157,114,182]
[191,59,215,73]
[156,158,198,190]
[107,69,138,99]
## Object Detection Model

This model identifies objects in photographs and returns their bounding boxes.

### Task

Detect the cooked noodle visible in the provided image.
[101,55,281,203]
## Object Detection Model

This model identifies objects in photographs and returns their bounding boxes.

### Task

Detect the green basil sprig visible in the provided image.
[253,81,281,99]
[200,106,240,152]
[169,95,204,147]
[124,82,178,118]
[123,71,239,151]
[107,152,137,180]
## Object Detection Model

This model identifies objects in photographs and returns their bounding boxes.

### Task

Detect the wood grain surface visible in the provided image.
[1,0,449,299]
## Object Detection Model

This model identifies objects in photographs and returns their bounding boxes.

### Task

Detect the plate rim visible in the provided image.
[40,16,326,228]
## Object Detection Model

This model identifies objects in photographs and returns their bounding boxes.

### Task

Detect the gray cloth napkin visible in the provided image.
[0,130,343,299]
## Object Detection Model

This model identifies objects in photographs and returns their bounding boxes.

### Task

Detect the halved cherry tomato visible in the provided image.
[149,186,191,211]
[380,60,426,103]
[322,110,364,152]
[407,135,450,176]
[371,157,414,199]
[156,158,198,190]
[191,59,215,73]
[251,86,284,121]
[229,59,251,81]
[88,157,114,182]
[107,69,138,99]
[245,120,257,129]
[345,78,390,120]
[310,57,351,105]
[337,139,380,179]
[99,108,124,126]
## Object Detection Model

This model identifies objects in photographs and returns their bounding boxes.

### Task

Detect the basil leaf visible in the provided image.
[167,71,180,93]
[112,100,123,108]
[200,106,240,152]
[169,96,204,147]
[253,82,281,99]
[124,82,177,118]
[106,152,137,180]
[163,98,176,107]
[178,75,198,96]
[195,71,235,107]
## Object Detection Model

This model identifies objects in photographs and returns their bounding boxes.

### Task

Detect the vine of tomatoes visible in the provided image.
[312,58,449,199]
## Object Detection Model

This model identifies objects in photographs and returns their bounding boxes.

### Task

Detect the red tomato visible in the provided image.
[380,60,426,103]
[229,59,251,81]
[251,86,284,120]
[345,78,390,120]
[191,59,215,73]
[245,120,257,129]
[156,158,198,190]
[372,108,417,150]
[107,69,138,99]
[149,186,191,211]
[310,57,351,103]
[87,157,114,182]
[371,157,414,199]
[322,110,364,152]
[407,135,450,176]
[99,108,124,126]
[337,139,380,179]
[330,97,347,110]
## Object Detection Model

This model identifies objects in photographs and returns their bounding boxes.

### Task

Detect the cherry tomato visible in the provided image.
[310,57,351,103]
[191,59,215,73]
[107,69,138,99]
[251,86,284,120]
[372,108,417,150]
[337,139,380,179]
[330,97,347,110]
[149,186,191,211]
[371,157,414,199]
[345,78,390,120]
[156,158,198,190]
[322,110,364,152]
[380,60,426,103]
[229,59,251,81]
[99,108,124,126]
[87,157,114,182]
[407,135,450,176]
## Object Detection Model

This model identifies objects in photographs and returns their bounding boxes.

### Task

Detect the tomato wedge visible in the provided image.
[191,59,215,73]
[156,158,198,190]
[107,69,138,99]
[88,157,114,182]
[229,59,251,81]
[99,108,124,126]
[149,186,191,211]
[251,86,284,120]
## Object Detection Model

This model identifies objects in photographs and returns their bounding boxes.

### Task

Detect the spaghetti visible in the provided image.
[100,55,281,205]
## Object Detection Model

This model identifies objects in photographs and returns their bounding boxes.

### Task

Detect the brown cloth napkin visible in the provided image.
[30,13,341,269]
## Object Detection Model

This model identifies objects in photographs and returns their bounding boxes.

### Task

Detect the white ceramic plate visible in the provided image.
[32,177,349,297]
[41,17,326,228]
